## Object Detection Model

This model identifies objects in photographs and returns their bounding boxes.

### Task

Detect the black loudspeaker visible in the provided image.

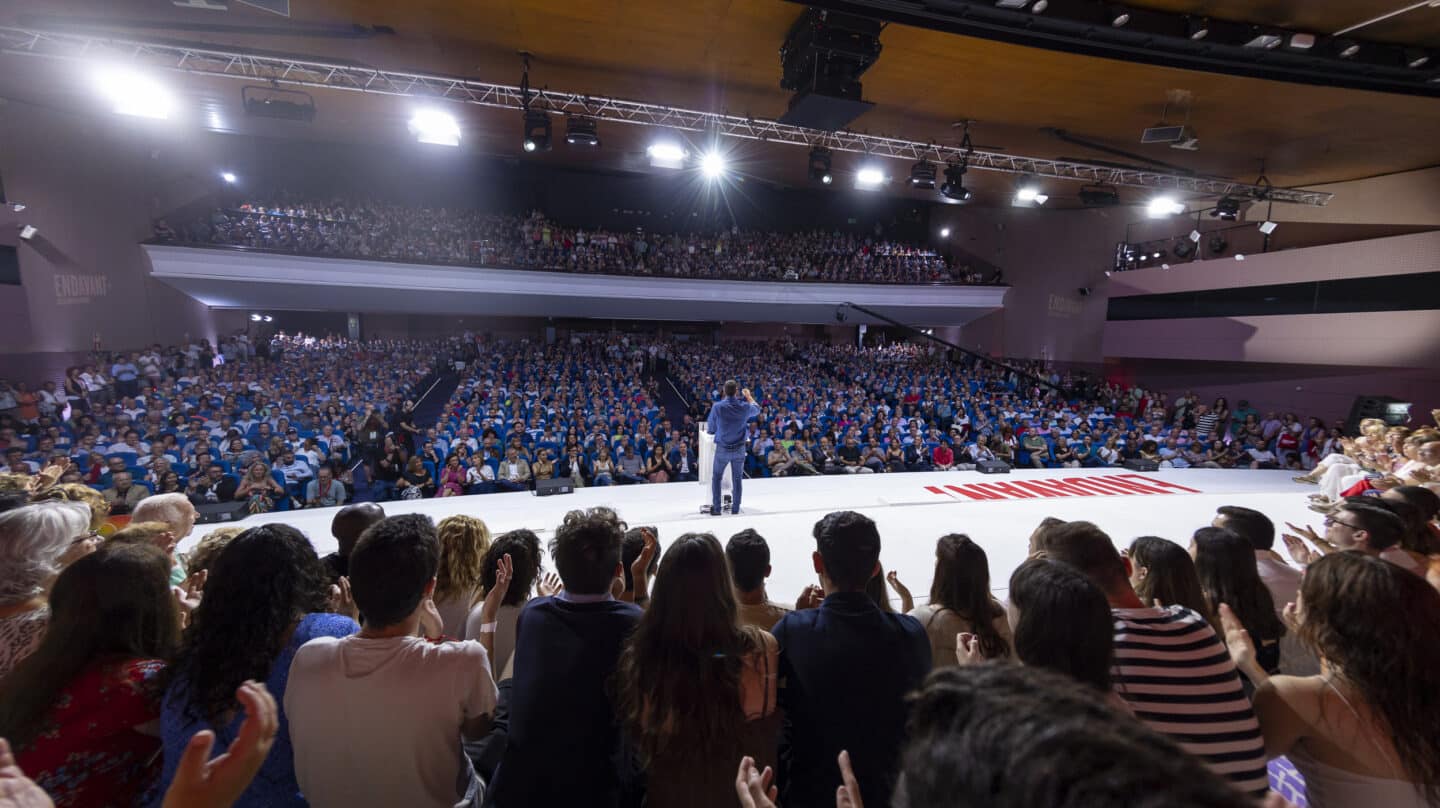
[1123,459,1160,472]
[535,478,574,497]
[195,500,249,524]
[1344,396,1409,436]
[976,459,1011,474]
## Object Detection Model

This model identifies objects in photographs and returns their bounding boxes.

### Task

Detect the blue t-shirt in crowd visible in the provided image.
[486,594,642,808]
[157,612,358,808]
[772,590,931,808]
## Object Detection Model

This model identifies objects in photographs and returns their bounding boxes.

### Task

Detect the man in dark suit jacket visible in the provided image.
[186,462,238,507]
[772,510,931,808]
[486,508,643,808]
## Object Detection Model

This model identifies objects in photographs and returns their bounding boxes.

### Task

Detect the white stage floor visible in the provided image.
[186,469,1317,609]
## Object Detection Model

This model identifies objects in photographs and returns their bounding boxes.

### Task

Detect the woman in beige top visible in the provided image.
[907,533,1012,668]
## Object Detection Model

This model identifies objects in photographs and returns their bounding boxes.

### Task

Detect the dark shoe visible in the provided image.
[709,506,721,516]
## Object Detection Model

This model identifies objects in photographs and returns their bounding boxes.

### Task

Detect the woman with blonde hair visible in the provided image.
[434,514,491,638]
[236,461,284,514]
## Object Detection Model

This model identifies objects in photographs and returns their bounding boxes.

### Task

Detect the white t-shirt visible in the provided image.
[286,635,498,808]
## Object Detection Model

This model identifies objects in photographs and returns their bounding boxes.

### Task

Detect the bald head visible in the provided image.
[331,502,385,557]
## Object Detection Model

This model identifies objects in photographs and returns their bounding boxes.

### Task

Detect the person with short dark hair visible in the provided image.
[321,501,385,583]
[726,528,791,630]
[770,510,930,808]
[706,381,760,515]
[487,507,643,807]
[1214,505,1302,615]
[1285,498,1407,565]
[286,514,499,807]
[878,664,1257,808]
[1036,520,1268,796]
[1006,558,1116,693]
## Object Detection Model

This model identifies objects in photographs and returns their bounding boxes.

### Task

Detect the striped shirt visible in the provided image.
[1111,605,1269,796]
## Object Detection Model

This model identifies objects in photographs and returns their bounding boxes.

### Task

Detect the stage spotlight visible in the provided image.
[95,68,174,120]
[855,166,886,188]
[1173,238,1195,258]
[700,150,727,179]
[522,109,551,153]
[564,116,600,147]
[1405,49,1431,69]
[940,162,972,202]
[249,313,262,322]
[647,140,687,169]
[220,171,237,184]
[1211,196,1241,220]
[1258,220,1278,235]
[940,227,951,238]
[909,161,937,189]
[1107,5,1131,27]
[1334,39,1361,59]
[409,109,461,146]
[1014,182,1047,205]
[8,203,25,213]
[18,225,37,241]
[1146,196,1186,218]
[1235,254,1246,261]
[808,147,833,185]
[263,315,274,322]
[1208,234,1229,255]
[1186,16,1210,40]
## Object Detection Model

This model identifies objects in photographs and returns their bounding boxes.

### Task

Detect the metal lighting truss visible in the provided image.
[0,26,1333,206]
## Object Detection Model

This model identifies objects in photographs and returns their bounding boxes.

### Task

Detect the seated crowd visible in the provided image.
[1,456,1437,807]
[4,333,1420,519]
[162,198,980,284]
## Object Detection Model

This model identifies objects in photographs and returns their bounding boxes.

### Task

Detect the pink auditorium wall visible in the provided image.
[934,206,1128,363]
[0,104,231,373]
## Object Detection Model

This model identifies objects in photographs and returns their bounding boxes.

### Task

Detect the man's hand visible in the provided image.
[1217,603,1255,671]
[955,632,985,666]
[796,584,825,610]
[1280,532,1320,566]
[628,528,658,603]
[328,576,358,622]
[418,597,444,639]
[162,681,277,808]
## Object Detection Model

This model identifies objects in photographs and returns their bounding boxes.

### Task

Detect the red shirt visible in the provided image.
[18,657,166,808]
[933,445,955,465]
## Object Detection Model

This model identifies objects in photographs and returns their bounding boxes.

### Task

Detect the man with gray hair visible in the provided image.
[131,492,200,585]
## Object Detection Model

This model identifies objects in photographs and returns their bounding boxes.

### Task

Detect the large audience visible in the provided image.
[2,329,1439,807]
[158,197,984,284]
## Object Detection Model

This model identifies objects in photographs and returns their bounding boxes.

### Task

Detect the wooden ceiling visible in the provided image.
[4,0,1440,208]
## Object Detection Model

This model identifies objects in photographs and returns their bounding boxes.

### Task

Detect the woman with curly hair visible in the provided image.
[0,542,179,807]
[1224,552,1440,806]
[432,514,491,638]
[157,524,357,807]
[614,532,778,808]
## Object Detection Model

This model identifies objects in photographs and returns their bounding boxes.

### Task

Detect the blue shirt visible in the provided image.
[707,396,760,454]
[158,612,358,808]
[772,591,930,808]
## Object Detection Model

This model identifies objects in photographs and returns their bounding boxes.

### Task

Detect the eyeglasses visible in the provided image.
[1323,515,1361,530]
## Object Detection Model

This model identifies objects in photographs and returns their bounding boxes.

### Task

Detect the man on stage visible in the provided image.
[707,379,760,516]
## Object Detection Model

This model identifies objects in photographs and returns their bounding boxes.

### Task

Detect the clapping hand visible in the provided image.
[955,632,985,666]
[536,570,563,598]
[479,554,513,627]
[328,576,358,622]
[1280,532,1321,566]
[735,757,778,808]
[161,681,277,808]
[175,569,207,619]
[796,584,825,610]
[1217,603,1256,671]
[418,597,444,639]
[885,571,913,613]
